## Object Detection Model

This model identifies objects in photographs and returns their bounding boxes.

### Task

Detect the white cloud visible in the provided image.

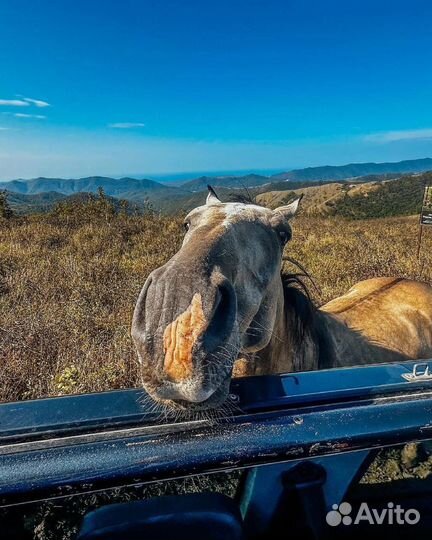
[108,122,145,129]
[0,99,29,107]
[13,113,46,119]
[22,97,50,108]
[364,128,432,143]
[0,96,51,108]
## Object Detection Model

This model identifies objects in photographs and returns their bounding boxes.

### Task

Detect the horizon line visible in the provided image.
[1,155,431,184]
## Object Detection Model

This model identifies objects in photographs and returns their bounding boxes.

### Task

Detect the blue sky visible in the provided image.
[1,0,432,179]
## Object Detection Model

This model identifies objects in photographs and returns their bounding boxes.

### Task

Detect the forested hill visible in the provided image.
[335,173,431,219]
[256,173,432,219]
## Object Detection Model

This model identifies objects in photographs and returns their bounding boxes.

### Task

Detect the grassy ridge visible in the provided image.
[256,172,432,218]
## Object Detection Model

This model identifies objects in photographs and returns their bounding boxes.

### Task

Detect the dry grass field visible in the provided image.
[1,209,432,403]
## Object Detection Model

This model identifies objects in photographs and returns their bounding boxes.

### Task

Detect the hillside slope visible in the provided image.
[335,173,430,219]
[256,183,346,211]
[256,173,431,218]
[6,191,68,214]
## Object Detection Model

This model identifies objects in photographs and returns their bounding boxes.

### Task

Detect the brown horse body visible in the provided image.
[132,189,432,410]
[235,277,432,378]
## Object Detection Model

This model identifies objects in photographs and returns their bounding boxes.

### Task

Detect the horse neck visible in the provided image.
[261,282,412,374]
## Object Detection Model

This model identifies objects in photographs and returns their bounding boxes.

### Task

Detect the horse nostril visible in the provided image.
[204,281,237,351]
[216,283,233,316]
[131,273,154,340]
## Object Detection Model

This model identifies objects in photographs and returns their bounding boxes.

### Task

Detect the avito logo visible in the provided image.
[326,501,420,527]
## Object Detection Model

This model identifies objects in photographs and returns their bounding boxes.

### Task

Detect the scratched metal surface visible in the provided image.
[0,360,428,442]
[1,360,432,506]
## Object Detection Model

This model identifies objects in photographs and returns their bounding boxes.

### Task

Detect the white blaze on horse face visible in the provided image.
[221,203,273,228]
[185,203,273,231]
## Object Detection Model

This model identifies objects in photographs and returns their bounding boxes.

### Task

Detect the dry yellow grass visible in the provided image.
[287,214,432,305]
[0,213,184,401]
[1,211,431,402]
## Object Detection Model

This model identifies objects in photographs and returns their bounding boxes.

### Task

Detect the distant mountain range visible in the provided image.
[1,176,182,196]
[2,157,432,215]
[181,158,432,189]
[181,173,269,191]
[269,157,432,182]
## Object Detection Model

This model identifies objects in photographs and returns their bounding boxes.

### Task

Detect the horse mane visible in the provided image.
[225,192,256,204]
[281,273,315,340]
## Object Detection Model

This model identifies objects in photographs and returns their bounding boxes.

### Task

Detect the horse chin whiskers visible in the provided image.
[153,389,231,417]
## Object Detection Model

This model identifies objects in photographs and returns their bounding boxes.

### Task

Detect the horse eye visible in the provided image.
[279,231,289,245]
[184,221,190,232]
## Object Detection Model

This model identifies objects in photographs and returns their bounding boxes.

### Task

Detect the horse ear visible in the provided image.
[272,195,303,221]
[206,185,221,205]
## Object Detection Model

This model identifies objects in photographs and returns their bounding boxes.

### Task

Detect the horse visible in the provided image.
[131,187,432,410]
